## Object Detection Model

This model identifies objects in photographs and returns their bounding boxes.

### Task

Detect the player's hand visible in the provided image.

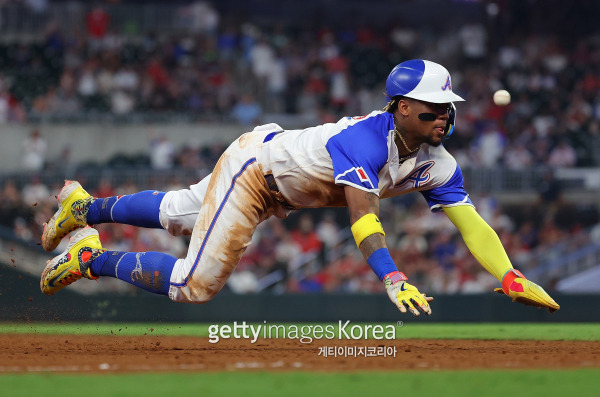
[494,277,560,313]
[384,271,433,316]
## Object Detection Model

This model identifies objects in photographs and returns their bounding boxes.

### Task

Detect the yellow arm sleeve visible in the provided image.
[443,205,512,281]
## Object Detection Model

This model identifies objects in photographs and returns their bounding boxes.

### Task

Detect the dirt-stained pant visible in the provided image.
[162,125,286,303]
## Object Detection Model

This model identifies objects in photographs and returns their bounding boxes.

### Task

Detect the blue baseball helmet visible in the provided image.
[386,59,463,137]
[386,59,464,103]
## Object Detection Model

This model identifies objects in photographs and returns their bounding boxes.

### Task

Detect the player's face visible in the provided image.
[409,99,451,147]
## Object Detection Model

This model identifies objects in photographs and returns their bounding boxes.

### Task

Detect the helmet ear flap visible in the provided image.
[443,103,456,139]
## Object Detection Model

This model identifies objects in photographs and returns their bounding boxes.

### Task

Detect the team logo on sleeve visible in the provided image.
[353,167,375,189]
[356,167,372,184]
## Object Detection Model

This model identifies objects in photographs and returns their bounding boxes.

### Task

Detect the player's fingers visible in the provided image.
[411,294,426,308]
[422,293,434,303]
[412,296,431,315]
[402,299,420,316]
[418,300,432,316]
[397,303,407,313]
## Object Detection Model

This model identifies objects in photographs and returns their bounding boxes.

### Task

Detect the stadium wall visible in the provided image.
[2,123,244,172]
[0,266,595,323]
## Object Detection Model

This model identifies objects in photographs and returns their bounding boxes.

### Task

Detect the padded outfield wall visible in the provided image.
[0,265,594,323]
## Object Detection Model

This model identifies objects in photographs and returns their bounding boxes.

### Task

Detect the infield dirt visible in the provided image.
[1,335,600,373]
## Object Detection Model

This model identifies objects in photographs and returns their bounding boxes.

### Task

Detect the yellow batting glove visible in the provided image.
[384,271,433,316]
[494,269,560,313]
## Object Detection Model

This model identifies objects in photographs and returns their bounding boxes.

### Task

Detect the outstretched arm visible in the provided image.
[443,205,559,313]
[344,186,386,260]
[344,185,432,316]
[442,205,511,281]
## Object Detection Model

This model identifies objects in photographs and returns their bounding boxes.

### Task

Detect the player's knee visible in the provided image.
[172,287,219,304]
[190,290,218,304]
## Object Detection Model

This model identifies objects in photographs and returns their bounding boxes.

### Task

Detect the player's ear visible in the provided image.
[397,98,411,117]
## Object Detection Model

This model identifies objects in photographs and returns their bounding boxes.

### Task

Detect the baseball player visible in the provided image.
[39,59,560,315]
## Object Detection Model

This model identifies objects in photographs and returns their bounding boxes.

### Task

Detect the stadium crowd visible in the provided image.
[0,1,599,168]
[1,170,597,294]
[2,1,600,294]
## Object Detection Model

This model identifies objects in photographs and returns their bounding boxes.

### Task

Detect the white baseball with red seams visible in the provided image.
[493,90,511,106]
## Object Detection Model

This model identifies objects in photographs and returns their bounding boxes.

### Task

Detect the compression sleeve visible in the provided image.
[443,205,513,281]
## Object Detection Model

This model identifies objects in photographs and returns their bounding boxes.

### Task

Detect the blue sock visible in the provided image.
[90,251,176,296]
[87,191,165,228]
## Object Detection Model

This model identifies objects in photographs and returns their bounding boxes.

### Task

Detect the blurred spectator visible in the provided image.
[21,176,50,206]
[265,53,287,113]
[503,142,533,170]
[472,122,506,167]
[458,22,487,63]
[93,178,116,198]
[316,211,342,250]
[291,214,323,254]
[14,217,34,241]
[149,134,175,170]
[538,169,563,207]
[0,180,25,229]
[22,129,47,172]
[0,88,8,123]
[25,0,49,14]
[231,94,262,125]
[397,226,428,255]
[548,140,577,167]
[180,1,219,35]
[86,6,110,40]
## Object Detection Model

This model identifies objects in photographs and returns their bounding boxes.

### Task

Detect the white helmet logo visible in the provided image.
[441,75,452,91]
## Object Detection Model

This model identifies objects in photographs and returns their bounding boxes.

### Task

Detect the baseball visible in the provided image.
[493,89,511,106]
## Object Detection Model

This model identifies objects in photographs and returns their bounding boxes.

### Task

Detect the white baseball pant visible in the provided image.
[161,125,287,303]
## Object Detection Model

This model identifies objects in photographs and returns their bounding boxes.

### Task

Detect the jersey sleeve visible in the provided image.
[325,118,389,194]
[420,163,474,212]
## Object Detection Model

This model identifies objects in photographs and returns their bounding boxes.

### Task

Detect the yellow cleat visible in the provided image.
[40,227,105,296]
[42,180,93,252]
[495,277,560,313]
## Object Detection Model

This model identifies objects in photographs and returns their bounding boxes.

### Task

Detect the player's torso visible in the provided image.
[379,145,459,199]
[263,112,458,208]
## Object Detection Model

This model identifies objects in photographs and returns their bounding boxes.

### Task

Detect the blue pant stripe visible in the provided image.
[171,157,257,288]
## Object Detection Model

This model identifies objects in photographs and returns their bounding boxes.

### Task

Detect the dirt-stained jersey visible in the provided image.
[263,111,473,211]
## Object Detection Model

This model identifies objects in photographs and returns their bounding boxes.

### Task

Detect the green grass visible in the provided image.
[1,370,600,397]
[1,322,600,340]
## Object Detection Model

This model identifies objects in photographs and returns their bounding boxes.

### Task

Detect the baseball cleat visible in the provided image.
[42,180,93,252]
[495,278,560,313]
[40,227,105,295]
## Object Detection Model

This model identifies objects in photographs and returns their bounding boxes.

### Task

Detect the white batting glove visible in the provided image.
[384,271,433,316]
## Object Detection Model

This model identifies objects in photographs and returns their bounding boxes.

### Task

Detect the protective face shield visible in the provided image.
[386,59,463,138]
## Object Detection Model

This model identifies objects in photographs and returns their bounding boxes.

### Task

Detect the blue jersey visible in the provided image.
[261,111,473,211]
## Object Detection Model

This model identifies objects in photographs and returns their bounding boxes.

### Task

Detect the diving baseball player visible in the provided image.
[39,59,560,315]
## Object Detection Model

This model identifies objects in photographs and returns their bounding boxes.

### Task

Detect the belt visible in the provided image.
[264,173,279,192]
[263,173,296,210]
[261,131,295,210]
